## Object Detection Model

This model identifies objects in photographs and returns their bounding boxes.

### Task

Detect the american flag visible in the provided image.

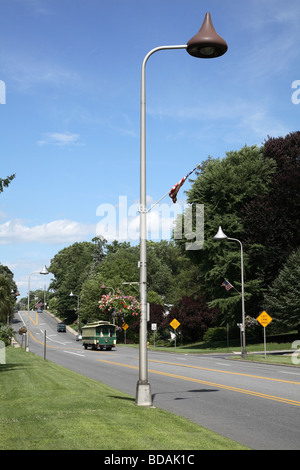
[35,300,43,308]
[221,279,234,291]
[169,165,199,203]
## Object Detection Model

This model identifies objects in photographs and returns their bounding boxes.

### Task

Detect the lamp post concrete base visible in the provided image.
[136,380,152,406]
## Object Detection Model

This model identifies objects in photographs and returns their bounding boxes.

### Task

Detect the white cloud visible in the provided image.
[11,0,52,16]
[95,209,177,242]
[95,196,184,242]
[37,132,81,146]
[0,219,96,245]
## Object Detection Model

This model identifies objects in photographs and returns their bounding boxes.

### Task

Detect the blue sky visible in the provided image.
[1,0,300,297]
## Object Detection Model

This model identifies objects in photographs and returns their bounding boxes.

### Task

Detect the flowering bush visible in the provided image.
[99,291,140,324]
[18,327,27,335]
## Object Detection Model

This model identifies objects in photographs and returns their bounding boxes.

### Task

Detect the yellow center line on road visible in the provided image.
[96,359,300,407]
[28,330,76,349]
[148,359,300,385]
[24,311,39,326]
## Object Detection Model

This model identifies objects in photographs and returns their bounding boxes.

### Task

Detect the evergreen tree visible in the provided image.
[264,247,300,335]
[176,145,276,325]
[0,274,14,324]
[49,241,95,322]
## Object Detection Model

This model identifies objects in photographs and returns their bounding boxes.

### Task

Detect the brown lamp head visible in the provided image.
[187,12,228,58]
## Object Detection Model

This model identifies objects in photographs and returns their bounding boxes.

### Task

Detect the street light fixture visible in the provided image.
[213,226,247,358]
[39,265,49,275]
[187,12,228,58]
[69,291,80,331]
[26,265,49,352]
[137,12,227,406]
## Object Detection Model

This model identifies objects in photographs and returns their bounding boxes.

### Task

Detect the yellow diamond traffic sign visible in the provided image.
[257,311,272,328]
[122,322,129,330]
[170,318,180,330]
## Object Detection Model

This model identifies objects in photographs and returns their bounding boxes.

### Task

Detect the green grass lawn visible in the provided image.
[123,341,299,367]
[0,347,248,450]
[137,340,298,356]
[238,353,299,366]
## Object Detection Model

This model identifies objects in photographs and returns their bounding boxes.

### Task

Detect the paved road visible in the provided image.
[14,310,300,450]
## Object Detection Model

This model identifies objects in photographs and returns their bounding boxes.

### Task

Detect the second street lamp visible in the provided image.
[26,265,49,352]
[213,226,247,359]
[69,292,80,331]
[137,12,228,406]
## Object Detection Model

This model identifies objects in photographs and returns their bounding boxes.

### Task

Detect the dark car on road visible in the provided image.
[57,323,66,332]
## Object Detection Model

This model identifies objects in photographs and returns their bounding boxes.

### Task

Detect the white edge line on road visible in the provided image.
[63,350,85,357]
[279,370,300,376]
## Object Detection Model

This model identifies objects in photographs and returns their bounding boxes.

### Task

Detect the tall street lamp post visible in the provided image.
[69,291,80,331]
[213,226,247,359]
[26,265,49,352]
[137,12,228,406]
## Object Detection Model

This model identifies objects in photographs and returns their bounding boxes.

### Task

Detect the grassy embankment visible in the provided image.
[0,347,249,450]
[137,340,300,366]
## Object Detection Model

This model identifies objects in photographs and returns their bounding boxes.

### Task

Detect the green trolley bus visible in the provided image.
[82,321,117,351]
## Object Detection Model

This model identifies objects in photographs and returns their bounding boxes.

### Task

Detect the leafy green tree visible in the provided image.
[0,274,15,324]
[0,174,17,322]
[95,245,139,285]
[264,247,300,335]
[0,325,15,346]
[0,174,15,194]
[94,241,179,300]
[175,145,276,325]
[91,236,107,271]
[105,240,131,254]
[79,273,124,323]
[78,240,190,324]
[166,255,201,303]
[80,245,138,324]
[49,242,96,322]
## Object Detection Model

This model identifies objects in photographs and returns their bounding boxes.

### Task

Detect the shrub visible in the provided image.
[203,327,227,343]
[161,295,220,344]
[0,325,15,346]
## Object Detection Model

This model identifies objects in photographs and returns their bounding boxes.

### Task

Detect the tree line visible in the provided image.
[19,132,300,343]
[0,174,19,345]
